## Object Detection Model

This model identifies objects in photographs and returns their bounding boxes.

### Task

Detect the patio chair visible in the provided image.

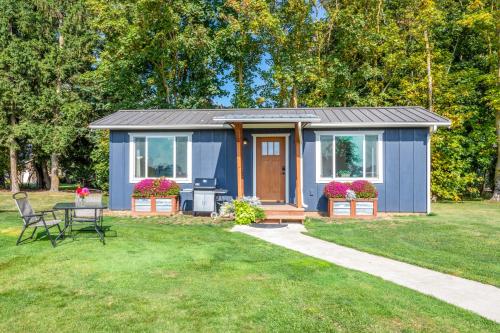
[71,190,104,242]
[13,192,62,247]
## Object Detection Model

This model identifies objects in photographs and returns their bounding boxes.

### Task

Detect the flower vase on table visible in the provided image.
[75,186,90,207]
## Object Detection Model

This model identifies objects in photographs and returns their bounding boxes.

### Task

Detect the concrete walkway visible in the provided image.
[232,223,500,323]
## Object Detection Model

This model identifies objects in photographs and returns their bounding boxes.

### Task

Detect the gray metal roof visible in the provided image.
[89,107,451,130]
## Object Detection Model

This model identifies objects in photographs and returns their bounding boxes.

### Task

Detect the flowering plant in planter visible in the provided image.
[324,180,378,218]
[324,181,350,198]
[132,178,180,198]
[350,180,378,198]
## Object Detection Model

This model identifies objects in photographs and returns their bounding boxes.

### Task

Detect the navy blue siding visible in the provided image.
[109,127,428,213]
[302,128,429,213]
[109,130,238,210]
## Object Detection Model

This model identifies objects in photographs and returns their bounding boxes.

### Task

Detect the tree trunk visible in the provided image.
[424,30,433,112]
[491,95,500,201]
[41,161,51,190]
[290,85,298,108]
[9,114,19,193]
[376,0,383,33]
[9,139,19,193]
[50,153,59,192]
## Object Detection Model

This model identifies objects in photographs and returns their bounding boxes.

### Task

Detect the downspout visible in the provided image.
[427,125,437,214]
[298,122,308,208]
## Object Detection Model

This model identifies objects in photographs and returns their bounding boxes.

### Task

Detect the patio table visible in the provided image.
[53,202,108,244]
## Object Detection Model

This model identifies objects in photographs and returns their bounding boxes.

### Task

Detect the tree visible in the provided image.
[0,0,44,192]
[216,0,275,107]
[88,0,223,109]
[261,0,319,108]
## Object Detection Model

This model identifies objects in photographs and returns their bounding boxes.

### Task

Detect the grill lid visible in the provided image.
[194,178,217,190]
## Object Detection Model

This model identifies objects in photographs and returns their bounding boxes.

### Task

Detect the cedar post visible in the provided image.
[295,123,302,208]
[233,123,244,198]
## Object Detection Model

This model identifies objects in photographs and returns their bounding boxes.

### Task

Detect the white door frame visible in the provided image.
[252,133,290,203]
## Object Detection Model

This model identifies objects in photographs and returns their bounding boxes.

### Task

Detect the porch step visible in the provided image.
[260,205,305,223]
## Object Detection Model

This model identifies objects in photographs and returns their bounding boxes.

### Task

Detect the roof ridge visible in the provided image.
[118,106,429,112]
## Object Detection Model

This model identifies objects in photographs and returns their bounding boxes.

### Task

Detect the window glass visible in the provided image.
[175,137,188,178]
[147,137,174,177]
[267,141,274,155]
[274,142,280,155]
[320,135,333,178]
[262,142,268,155]
[335,135,363,178]
[365,135,378,178]
[134,137,146,178]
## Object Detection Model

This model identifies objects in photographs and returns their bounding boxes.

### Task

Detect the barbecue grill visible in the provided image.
[193,178,227,216]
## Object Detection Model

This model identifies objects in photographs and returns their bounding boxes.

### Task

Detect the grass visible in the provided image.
[0,191,498,332]
[306,201,500,287]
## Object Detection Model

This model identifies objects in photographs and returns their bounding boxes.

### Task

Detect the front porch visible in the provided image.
[260,204,305,223]
[212,113,320,220]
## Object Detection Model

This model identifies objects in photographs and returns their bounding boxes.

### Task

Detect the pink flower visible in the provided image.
[351,180,378,198]
[132,178,180,197]
[324,181,350,198]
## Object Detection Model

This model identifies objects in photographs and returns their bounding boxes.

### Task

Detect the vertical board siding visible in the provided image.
[413,129,428,212]
[301,128,429,213]
[109,127,428,212]
[399,129,414,212]
[109,130,238,210]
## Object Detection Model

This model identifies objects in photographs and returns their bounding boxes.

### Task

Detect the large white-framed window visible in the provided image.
[315,131,383,183]
[129,132,192,183]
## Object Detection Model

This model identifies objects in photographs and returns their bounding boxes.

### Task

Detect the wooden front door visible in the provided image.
[256,137,286,202]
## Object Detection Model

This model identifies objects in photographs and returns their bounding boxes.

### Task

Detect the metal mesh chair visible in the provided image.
[13,192,62,247]
[71,190,104,243]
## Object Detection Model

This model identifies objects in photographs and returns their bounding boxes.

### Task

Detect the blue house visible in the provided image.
[89,107,450,214]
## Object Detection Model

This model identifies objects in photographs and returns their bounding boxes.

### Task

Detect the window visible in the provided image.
[261,141,280,156]
[130,133,192,183]
[316,132,383,183]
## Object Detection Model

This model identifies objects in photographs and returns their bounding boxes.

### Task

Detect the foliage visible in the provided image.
[132,178,180,198]
[350,180,378,199]
[89,130,109,191]
[233,198,265,224]
[219,201,235,217]
[324,181,350,198]
[0,0,498,200]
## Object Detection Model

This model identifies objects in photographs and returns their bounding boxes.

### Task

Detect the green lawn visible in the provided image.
[306,201,500,287]
[0,192,498,332]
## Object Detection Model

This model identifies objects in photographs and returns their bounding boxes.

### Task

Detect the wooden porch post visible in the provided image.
[295,123,302,208]
[233,123,245,198]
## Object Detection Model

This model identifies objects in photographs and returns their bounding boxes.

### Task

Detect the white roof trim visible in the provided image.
[89,121,451,130]
[89,124,229,130]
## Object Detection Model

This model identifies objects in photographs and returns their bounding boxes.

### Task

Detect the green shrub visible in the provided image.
[234,200,255,224]
[233,199,266,224]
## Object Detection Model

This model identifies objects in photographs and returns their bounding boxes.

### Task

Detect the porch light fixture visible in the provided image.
[243,138,248,145]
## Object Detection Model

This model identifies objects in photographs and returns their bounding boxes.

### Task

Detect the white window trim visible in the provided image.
[315,131,384,184]
[252,133,290,203]
[129,132,193,184]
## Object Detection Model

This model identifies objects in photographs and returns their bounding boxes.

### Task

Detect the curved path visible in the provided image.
[232,223,500,323]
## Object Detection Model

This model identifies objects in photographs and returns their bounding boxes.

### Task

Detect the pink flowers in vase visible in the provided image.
[76,186,90,198]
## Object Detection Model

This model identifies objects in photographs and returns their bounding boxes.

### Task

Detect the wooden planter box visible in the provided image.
[328,198,377,218]
[131,196,179,216]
